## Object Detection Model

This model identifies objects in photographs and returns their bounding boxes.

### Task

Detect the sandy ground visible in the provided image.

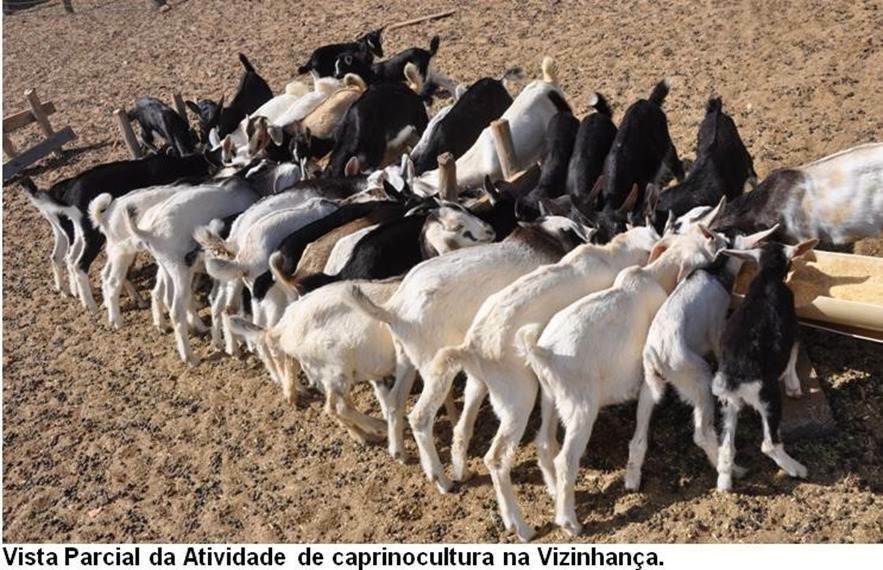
[2,0,882,543]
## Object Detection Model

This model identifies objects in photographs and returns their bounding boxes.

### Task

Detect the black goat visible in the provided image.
[297,29,384,78]
[567,92,617,217]
[128,97,197,157]
[334,36,440,86]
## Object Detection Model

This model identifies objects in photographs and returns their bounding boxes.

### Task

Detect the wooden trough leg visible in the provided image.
[3,134,18,161]
[25,88,61,158]
[490,119,518,181]
[114,108,143,159]
[437,152,457,201]
[781,344,836,440]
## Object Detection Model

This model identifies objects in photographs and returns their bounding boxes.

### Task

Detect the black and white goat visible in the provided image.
[128,97,197,156]
[17,152,218,311]
[712,142,883,245]
[297,28,384,79]
[713,239,817,492]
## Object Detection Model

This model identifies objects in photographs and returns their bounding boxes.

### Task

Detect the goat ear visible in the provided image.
[644,183,660,216]
[719,248,762,264]
[697,223,716,241]
[618,183,640,214]
[482,176,500,205]
[648,240,668,263]
[676,261,693,284]
[344,156,361,177]
[663,209,676,235]
[267,125,284,146]
[788,238,819,260]
[222,135,235,162]
[586,175,604,208]
[741,223,780,248]
[701,195,727,226]
[185,100,201,116]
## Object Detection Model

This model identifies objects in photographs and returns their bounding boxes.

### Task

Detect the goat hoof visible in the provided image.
[733,464,749,479]
[515,525,537,543]
[786,387,803,399]
[557,518,582,538]
[790,463,808,479]
[716,474,734,493]
[452,465,474,483]
[623,470,642,491]
[432,474,453,494]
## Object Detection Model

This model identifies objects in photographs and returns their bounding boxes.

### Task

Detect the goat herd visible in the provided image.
[15,27,883,541]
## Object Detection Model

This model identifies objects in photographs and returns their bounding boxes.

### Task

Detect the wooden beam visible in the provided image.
[490,119,518,180]
[437,152,457,201]
[781,345,836,440]
[387,9,456,31]
[24,88,61,158]
[3,133,18,160]
[63,0,73,13]
[4,101,56,133]
[114,108,143,158]
[2,127,76,182]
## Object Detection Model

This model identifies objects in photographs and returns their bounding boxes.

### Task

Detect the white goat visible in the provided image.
[410,57,564,196]
[427,226,664,541]
[518,225,727,538]
[342,217,590,483]
[123,177,260,366]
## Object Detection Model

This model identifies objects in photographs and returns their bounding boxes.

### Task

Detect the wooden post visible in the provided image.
[173,93,188,121]
[3,134,18,160]
[437,152,457,201]
[490,119,517,180]
[114,108,143,158]
[25,89,61,157]
[63,0,74,13]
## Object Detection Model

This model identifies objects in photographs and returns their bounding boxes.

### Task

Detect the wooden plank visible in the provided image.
[387,9,456,31]
[3,101,56,132]
[2,127,76,182]
[437,152,457,201]
[25,88,61,158]
[781,345,836,440]
[114,108,143,158]
[3,133,18,160]
[490,119,518,180]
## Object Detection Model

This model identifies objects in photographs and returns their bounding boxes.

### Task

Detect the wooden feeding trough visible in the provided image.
[731,250,883,438]
[3,88,77,182]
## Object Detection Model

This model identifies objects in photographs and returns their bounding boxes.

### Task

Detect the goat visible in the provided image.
[713,239,818,492]
[324,77,429,177]
[277,202,495,296]
[426,226,661,541]
[187,53,273,143]
[712,142,883,245]
[230,278,402,427]
[602,79,684,212]
[646,97,757,223]
[17,152,217,311]
[123,177,261,366]
[514,91,579,221]
[410,69,522,174]
[128,97,197,156]
[635,225,780,492]
[341,217,590,484]
[297,28,384,78]
[410,58,565,196]
[297,75,369,153]
[567,93,617,216]
[518,225,726,537]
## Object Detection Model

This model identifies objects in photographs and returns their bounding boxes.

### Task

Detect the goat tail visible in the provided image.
[122,206,153,248]
[429,35,440,56]
[227,315,266,344]
[588,92,613,118]
[193,224,236,261]
[88,193,114,233]
[268,251,300,301]
[18,176,39,196]
[342,73,368,93]
[297,63,311,75]
[648,78,671,106]
[547,90,573,115]
[706,96,723,113]
[428,344,470,391]
[516,324,556,390]
[341,282,398,325]
[541,56,558,85]
[238,53,256,73]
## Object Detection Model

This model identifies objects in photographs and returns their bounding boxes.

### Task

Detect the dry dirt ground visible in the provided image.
[2,0,882,543]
